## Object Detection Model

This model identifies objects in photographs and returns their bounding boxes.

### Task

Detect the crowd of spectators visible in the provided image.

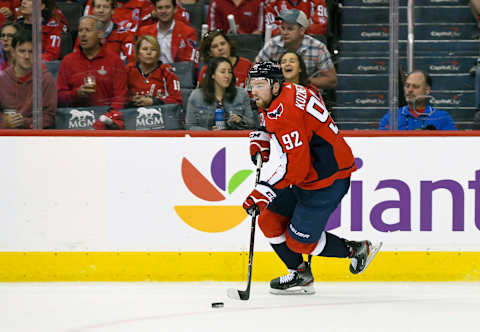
[0,0,465,131]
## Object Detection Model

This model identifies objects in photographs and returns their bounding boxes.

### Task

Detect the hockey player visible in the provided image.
[243,61,382,294]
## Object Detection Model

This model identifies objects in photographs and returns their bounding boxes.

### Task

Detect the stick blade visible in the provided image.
[227,288,250,301]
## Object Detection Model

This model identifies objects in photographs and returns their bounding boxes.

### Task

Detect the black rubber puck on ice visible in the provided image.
[211,302,224,308]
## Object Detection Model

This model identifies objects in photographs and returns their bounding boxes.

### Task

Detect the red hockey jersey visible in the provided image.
[137,21,198,65]
[197,56,252,88]
[264,0,328,36]
[263,83,356,190]
[41,17,64,61]
[207,0,263,34]
[126,62,183,105]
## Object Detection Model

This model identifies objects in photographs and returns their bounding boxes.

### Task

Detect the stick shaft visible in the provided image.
[242,154,263,299]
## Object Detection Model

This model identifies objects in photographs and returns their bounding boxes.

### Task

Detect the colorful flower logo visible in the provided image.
[174,147,252,233]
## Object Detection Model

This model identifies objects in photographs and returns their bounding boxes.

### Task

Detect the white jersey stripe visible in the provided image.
[267,232,286,245]
[310,231,327,255]
[267,134,288,186]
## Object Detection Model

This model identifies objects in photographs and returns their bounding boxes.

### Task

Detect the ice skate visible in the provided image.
[346,240,383,274]
[270,261,315,295]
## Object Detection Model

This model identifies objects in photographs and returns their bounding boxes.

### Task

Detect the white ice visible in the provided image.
[1,282,479,332]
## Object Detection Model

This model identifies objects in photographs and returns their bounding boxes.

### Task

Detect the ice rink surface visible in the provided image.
[1,282,479,332]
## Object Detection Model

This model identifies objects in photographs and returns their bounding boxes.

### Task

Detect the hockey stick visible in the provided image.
[227,154,263,301]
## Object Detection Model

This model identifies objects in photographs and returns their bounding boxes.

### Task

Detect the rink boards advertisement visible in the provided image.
[0,132,479,281]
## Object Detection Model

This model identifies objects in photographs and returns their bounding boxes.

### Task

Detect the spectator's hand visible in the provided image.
[0,7,13,18]
[5,113,23,128]
[227,113,242,125]
[77,83,96,97]
[131,94,154,107]
[251,30,262,35]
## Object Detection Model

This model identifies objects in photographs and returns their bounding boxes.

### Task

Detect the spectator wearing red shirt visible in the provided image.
[198,29,251,88]
[126,35,183,106]
[137,0,198,66]
[264,0,328,37]
[57,16,128,129]
[15,0,66,62]
[0,31,57,129]
[75,0,136,63]
[207,0,263,35]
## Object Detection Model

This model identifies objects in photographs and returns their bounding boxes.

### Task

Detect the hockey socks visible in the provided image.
[271,242,303,270]
[319,232,349,258]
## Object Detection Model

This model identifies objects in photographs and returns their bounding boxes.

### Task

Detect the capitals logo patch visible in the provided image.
[267,103,284,120]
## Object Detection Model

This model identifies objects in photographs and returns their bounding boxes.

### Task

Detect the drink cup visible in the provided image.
[4,109,17,128]
[84,75,96,91]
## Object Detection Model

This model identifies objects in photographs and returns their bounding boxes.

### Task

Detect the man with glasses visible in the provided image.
[0,22,20,68]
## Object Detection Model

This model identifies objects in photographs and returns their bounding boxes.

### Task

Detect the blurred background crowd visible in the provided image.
[0,0,479,130]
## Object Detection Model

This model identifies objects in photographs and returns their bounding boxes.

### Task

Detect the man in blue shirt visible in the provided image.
[379,70,456,130]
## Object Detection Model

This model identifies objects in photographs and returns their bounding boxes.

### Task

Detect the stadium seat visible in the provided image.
[181,88,194,116]
[121,104,184,130]
[172,61,196,88]
[182,0,205,39]
[227,34,263,62]
[60,31,73,59]
[45,60,61,81]
[56,2,83,43]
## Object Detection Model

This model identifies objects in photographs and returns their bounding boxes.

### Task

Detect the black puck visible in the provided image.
[211,302,224,308]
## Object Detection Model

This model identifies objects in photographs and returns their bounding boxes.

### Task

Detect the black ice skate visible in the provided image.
[270,261,315,295]
[346,240,383,274]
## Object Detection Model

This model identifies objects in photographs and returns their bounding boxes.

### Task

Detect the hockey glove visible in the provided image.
[243,181,277,216]
[249,129,270,165]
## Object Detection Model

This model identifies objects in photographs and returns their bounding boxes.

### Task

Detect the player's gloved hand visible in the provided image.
[249,128,270,165]
[243,181,276,216]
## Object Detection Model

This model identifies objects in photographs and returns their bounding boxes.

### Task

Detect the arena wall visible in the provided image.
[0,130,479,281]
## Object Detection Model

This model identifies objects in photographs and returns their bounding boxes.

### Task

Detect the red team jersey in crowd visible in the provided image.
[40,17,66,61]
[263,83,356,190]
[207,0,263,34]
[84,0,190,32]
[265,0,328,36]
[197,56,252,88]
[57,47,128,110]
[137,21,198,65]
[74,23,136,63]
[126,62,183,105]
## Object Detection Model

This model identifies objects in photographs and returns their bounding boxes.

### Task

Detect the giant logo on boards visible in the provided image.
[174,148,252,233]
[325,158,480,233]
